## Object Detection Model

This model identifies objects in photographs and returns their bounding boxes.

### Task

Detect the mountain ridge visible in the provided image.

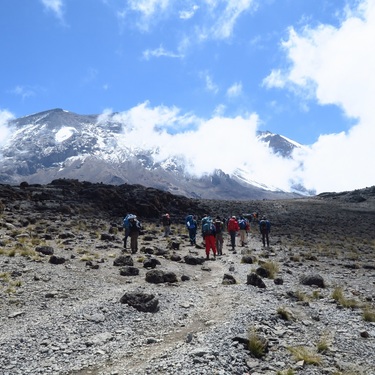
[0,108,309,200]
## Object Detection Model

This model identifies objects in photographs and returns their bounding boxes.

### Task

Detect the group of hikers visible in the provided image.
[185,214,271,260]
[122,212,271,259]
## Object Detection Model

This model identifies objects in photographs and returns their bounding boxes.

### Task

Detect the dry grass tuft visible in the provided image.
[287,346,321,365]
[362,307,375,322]
[332,287,359,308]
[247,328,267,358]
[259,260,279,279]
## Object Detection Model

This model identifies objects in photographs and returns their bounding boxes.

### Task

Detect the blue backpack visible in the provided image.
[202,217,215,236]
[239,219,247,230]
[186,215,196,229]
[123,214,136,230]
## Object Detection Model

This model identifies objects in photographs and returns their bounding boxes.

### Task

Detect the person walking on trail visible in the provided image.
[162,213,171,237]
[227,216,239,252]
[129,216,142,254]
[238,216,249,247]
[259,216,271,248]
[122,213,135,250]
[201,215,217,260]
[186,214,198,245]
[214,216,224,256]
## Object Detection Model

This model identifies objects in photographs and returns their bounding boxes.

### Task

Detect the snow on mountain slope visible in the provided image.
[0,109,310,199]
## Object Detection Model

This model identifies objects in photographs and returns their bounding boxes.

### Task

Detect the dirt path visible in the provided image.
[71,234,260,375]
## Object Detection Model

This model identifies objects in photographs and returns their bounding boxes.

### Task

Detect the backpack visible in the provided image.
[238,219,247,230]
[227,218,237,232]
[260,220,268,233]
[123,214,136,229]
[214,220,223,234]
[202,217,215,236]
[185,215,196,229]
[129,219,141,233]
[162,214,170,226]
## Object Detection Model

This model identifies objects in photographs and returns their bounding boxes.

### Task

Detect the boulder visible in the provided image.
[299,274,325,288]
[120,292,159,313]
[113,255,134,267]
[119,266,140,276]
[247,273,266,288]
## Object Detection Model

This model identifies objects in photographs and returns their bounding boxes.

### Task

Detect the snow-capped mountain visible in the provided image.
[0,108,309,200]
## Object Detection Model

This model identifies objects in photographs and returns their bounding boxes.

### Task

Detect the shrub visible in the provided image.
[259,260,279,279]
[247,329,267,358]
[362,307,375,322]
[316,333,330,353]
[277,306,293,321]
[287,346,321,365]
[332,287,359,308]
[277,370,295,375]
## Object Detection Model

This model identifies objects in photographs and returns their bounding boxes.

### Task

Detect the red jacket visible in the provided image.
[227,218,239,232]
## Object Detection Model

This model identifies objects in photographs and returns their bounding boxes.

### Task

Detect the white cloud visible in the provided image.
[264,0,375,193]
[126,0,171,30]
[100,102,297,190]
[0,110,15,148]
[209,0,255,40]
[40,0,65,21]
[226,82,243,98]
[262,69,286,89]
[201,73,219,94]
[142,45,183,60]
[11,85,36,100]
[179,5,199,20]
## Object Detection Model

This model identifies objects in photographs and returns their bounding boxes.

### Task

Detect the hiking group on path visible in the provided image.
[121,212,271,259]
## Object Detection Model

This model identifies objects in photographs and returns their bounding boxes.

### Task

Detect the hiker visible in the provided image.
[201,215,217,260]
[214,216,224,256]
[259,216,271,247]
[227,216,239,251]
[162,213,171,237]
[122,213,135,249]
[238,216,250,246]
[186,214,198,245]
[129,216,142,254]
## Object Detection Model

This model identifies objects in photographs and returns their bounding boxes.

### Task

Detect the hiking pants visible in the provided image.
[215,233,223,255]
[229,231,236,250]
[163,225,171,237]
[123,228,130,248]
[205,235,217,258]
[239,229,247,246]
[261,230,269,247]
[188,228,197,245]
[130,232,139,253]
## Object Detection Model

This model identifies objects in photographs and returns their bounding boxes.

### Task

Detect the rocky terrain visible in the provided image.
[0,181,375,375]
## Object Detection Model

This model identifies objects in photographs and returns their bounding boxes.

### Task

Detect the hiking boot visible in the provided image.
[206,255,209,260]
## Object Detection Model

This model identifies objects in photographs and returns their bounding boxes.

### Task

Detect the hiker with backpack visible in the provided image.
[214,216,224,256]
[122,213,136,250]
[185,214,198,245]
[201,214,217,260]
[162,213,171,237]
[259,216,271,248]
[238,216,250,246]
[129,216,142,254]
[227,216,239,252]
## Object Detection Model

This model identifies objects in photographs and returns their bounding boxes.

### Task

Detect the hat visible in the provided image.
[232,216,236,219]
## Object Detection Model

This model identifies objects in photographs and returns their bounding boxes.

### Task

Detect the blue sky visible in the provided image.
[1,0,374,193]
